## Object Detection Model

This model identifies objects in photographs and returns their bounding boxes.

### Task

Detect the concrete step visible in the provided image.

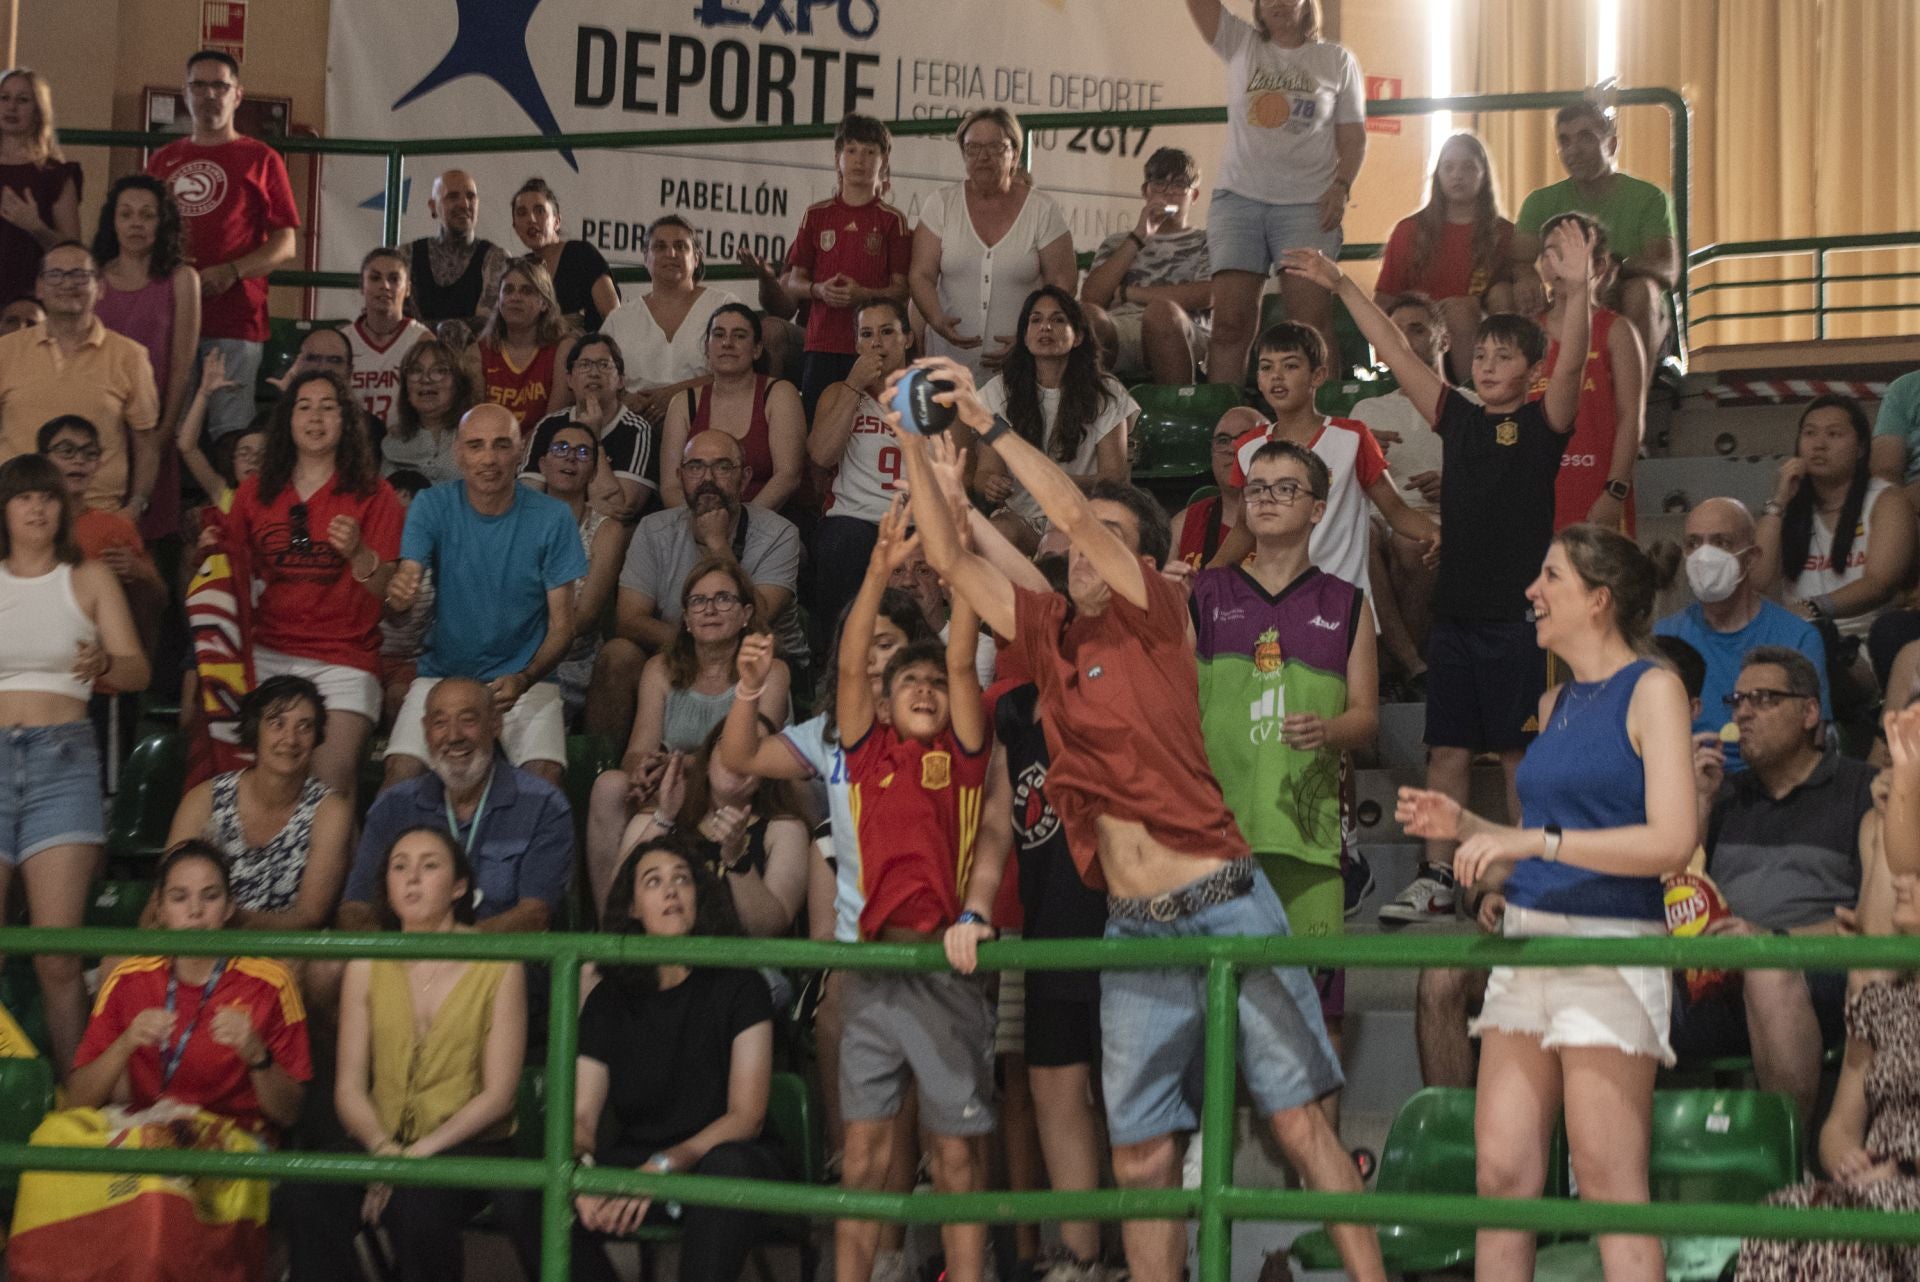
[1633,455,1782,521]
[1647,399,1805,460]
[1353,765,1515,845]
[1372,701,1426,771]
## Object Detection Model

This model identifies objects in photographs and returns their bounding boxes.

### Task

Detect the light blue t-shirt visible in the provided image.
[400,481,590,681]
[1654,599,1831,773]
[778,713,862,943]
[1871,369,1920,482]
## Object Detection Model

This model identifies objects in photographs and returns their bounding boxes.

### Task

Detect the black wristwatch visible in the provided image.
[955,910,994,934]
[1604,478,1631,501]
[981,414,1012,447]
[248,1047,274,1072]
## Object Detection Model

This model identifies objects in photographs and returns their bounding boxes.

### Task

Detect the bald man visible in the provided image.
[406,169,511,328]
[586,427,806,736]
[1655,495,1831,772]
[382,403,588,789]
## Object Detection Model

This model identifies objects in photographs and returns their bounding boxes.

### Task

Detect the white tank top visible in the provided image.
[825,391,903,524]
[0,561,98,702]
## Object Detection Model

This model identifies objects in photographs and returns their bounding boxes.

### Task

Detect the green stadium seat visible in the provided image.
[1254,293,1374,380]
[86,880,153,930]
[1129,384,1244,481]
[0,1054,55,1206]
[257,318,345,405]
[1316,369,1399,419]
[1531,1089,1801,1282]
[106,731,188,869]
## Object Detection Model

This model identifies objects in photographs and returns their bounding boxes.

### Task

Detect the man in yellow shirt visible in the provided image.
[0,241,160,518]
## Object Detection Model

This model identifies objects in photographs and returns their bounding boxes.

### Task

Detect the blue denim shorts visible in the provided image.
[0,722,104,865]
[1207,190,1344,277]
[1100,863,1344,1146]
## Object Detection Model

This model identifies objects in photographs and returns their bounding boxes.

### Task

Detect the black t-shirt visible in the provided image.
[554,239,619,332]
[997,683,1107,1001]
[1431,387,1564,622]
[577,967,773,1164]
[521,408,660,494]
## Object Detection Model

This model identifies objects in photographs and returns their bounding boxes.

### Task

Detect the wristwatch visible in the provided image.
[1604,479,1631,501]
[248,1047,273,1072]
[1542,824,1564,863]
[980,414,1013,447]
[955,909,994,934]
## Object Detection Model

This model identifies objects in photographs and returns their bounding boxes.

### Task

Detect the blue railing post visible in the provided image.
[540,949,582,1282]
[1198,960,1239,1282]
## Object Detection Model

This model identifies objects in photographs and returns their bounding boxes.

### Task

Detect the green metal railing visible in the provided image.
[4,926,1919,1282]
[1688,230,1920,339]
[56,87,1692,308]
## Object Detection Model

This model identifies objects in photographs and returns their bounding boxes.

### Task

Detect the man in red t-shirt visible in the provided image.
[780,114,912,418]
[895,364,1385,1282]
[148,50,299,439]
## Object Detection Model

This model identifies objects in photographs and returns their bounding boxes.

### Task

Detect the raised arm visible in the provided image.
[836,496,921,745]
[894,420,1017,639]
[1282,250,1445,425]
[1593,309,1648,524]
[1540,220,1598,434]
[1182,0,1224,44]
[919,434,1050,597]
[946,591,985,753]
[718,633,814,780]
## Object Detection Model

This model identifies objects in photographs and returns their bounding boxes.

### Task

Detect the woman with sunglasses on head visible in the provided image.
[531,421,632,724]
[0,453,149,1075]
[659,302,806,513]
[207,369,403,802]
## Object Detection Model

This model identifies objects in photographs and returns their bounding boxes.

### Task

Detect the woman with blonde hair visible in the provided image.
[476,255,574,435]
[0,68,82,305]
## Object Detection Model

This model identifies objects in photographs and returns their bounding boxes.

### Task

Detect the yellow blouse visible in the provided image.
[366,959,512,1145]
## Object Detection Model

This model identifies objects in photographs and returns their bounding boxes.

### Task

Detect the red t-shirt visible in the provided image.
[1010,569,1251,890]
[479,341,561,436]
[1176,495,1232,569]
[222,472,405,671]
[1531,307,1634,534]
[784,195,912,355]
[75,955,313,1135]
[1375,215,1514,301]
[147,137,300,344]
[846,722,991,940]
[74,508,155,567]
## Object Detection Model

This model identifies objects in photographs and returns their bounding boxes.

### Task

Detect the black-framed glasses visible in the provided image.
[288,502,311,551]
[407,364,453,383]
[682,458,739,477]
[1245,480,1312,506]
[1723,689,1804,713]
[571,358,618,375]
[686,591,744,612]
[547,441,595,462]
[37,268,95,286]
[44,442,102,462]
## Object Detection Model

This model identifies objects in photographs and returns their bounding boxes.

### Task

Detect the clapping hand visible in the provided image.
[209,1005,267,1065]
[385,561,423,613]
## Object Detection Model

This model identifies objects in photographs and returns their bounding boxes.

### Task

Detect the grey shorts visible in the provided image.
[840,970,997,1137]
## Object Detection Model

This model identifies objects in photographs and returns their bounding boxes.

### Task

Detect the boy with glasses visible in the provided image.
[1080,147,1217,384]
[36,414,166,645]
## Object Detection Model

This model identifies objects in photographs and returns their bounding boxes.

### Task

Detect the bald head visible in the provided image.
[431,170,480,235]
[455,403,521,499]
[1685,496,1757,547]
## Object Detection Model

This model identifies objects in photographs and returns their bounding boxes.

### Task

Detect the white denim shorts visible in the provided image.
[1470,905,1675,1065]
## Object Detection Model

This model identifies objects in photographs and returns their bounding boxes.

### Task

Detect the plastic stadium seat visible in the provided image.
[258,319,344,404]
[0,1054,55,1205]
[86,880,153,930]
[1129,384,1244,481]
[106,731,188,868]
[1316,369,1399,419]
[1531,1089,1801,1282]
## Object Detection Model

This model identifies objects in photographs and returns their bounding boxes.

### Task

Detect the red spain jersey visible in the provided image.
[846,723,990,939]
[784,195,912,355]
[478,340,560,437]
[75,955,313,1135]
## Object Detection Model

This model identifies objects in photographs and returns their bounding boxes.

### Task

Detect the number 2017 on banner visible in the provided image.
[1031,126,1154,156]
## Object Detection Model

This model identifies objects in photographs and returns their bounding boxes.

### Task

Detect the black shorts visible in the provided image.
[1424,616,1546,752]
[1669,967,1849,1064]
[1025,990,1100,1068]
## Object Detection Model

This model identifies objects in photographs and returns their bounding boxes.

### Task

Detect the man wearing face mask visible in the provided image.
[1655,496,1831,771]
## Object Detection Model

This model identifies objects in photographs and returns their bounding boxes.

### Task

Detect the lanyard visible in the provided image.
[444,770,494,857]
[159,958,228,1088]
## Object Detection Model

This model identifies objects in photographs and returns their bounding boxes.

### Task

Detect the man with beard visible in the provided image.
[589,429,805,734]
[381,402,587,789]
[405,169,511,331]
[338,676,573,934]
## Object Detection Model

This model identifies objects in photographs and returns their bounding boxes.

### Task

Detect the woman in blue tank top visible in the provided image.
[1397,524,1696,1282]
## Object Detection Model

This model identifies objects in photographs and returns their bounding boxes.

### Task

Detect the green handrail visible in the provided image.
[1687,230,1920,336]
[59,87,1691,313]
[3,924,1917,1282]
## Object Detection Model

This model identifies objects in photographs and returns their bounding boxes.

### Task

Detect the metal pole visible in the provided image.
[1814,249,1827,341]
[383,150,405,249]
[1198,960,1239,1282]
[540,951,582,1282]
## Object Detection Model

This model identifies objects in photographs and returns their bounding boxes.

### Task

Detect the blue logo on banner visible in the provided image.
[393,0,578,169]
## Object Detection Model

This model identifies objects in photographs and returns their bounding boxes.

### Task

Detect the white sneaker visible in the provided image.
[870,1249,910,1282]
[1377,865,1459,923]
[1036,1248,1105,1282]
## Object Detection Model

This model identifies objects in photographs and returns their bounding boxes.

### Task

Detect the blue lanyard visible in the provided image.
[444,771,494,857]
[159,958,228,1088]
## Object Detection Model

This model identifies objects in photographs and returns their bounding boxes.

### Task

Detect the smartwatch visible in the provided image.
[981,414,1013,447]
[955,910,993,931]
[1542,824,1564,862]
[1604,478,1631,502]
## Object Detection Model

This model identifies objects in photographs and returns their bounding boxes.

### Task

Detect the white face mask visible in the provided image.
[1686,543,1746,604]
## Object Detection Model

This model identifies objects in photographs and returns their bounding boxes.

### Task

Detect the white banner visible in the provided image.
[319,0,1238,313]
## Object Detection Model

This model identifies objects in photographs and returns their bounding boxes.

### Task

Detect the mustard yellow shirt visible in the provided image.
[0,319,160,511]
[366,959,512,1145]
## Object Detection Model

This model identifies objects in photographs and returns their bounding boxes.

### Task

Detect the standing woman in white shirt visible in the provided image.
[1183,0,1367,388]
[908,108,1077,383]
[603,215,727,425]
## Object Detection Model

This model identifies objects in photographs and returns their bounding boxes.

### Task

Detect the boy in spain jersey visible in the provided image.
[1191,440,1378,1127]
[893,366,1384,1282]
[833,496,994,1282]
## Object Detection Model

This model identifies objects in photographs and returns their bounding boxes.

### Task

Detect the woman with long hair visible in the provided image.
[571,836,784,1282]
[1181,0,1367,387]
[383,336,479,483]
[973,286,1135,526]
[602,214,727,424]
[286,826,539,1282]
[476,255,574,435]
[0,68,83,304]
[659,301,806,512]
[908,107,1076,382]
[510,177,620,331]
[167,675,352,930]
[0,453,148,1074]
[208,369,404,800]
[1398,524,1697,1282]
[92,173,200,540]
[1373,131,1515,379]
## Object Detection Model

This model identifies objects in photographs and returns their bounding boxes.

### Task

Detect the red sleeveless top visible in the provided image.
[688,374,778,504]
